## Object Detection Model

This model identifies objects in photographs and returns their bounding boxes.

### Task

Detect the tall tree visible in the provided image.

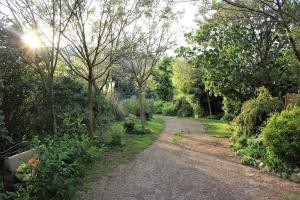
[119,1,175,131]
[222,0,300,65]
[178,3,300,101]
[1,0,79,135]
[61,0,141,139]
[152,57,174,101]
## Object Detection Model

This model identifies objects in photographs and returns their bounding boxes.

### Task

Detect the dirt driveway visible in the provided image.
[81,117,300,200]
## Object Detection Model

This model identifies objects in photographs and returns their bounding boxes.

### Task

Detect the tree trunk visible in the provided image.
[207,94,212,116]
[87,80,94,140]
[138,87,145,132]
[48,78,57,135]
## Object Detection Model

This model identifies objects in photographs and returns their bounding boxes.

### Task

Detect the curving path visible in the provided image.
[81,117,300,200]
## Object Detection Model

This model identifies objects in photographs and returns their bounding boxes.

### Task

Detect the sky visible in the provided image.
[173,1,199,48]
[168,0,213,54]
[0,0,205,54]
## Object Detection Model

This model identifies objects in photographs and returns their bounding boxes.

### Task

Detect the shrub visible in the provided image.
[14,134,102,200]
[176,100,194,117]
[144,99,155,120]
[120,98,139,116]
[153,100,164,114]
[262,107,300,167]
[222,97,242,121]
[0,110,11,152]
[123,114,137,133]
[236,137,265,166]
[161,102,176,116]
[231,87,283,139]
[102,123,124,146]
[241,155,256,166]
[230,135,247,151]
[57,112,86,136]
[120,98,154,120]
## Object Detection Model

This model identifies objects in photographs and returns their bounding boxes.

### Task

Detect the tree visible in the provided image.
[119,2,174,131]
[222,0,300,65]
[172,59,222,117]
[61,0,141,139]
[178,3,300,102]
[152,57,174,101]
[2,0,79,135]
[0,19,47,147]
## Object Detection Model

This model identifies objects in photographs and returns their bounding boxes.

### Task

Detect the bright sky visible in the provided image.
[173,1,199,48]
[168,0,213,54]
[0,0,207,54]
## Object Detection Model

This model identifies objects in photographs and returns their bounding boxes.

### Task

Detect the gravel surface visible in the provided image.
[81,117,300,200]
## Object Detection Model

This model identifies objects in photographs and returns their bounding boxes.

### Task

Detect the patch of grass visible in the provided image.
[200,118,232,138]
[75,116,165,198]
[172,131,184,144]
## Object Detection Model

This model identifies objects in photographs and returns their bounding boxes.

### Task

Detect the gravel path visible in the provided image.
[81,117,300,200]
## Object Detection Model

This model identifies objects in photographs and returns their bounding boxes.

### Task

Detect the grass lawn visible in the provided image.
[200,118,232,138]
[76,116,165,197]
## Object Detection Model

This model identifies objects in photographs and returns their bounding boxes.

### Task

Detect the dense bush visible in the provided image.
[54,77,120,135]
[161,102,177,116]
[144,99,155,120]
[153,100,164,114]
[94,94,123,128]
[0,110,11,152]
[13,134,102,200]
[175,99,194,117]
[123,114,137,133]
[262,107,300,168]
[120,98,139,116]
[230,135,247,151]
[0,49,44,143]
[231,87,283,139]
[222,97,242,121]
[120,98,154,120]
[102,123,125,146]
[236,137,266,166]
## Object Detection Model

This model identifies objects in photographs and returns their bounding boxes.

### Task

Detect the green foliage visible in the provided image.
[54,77,87,134]
[0,110,11,152]
[144,99,155,120]
[230,135,247,151]
[0,35,43,142]
[241,155,256,166]
[232,87,283,139]
[102,122,125,146]
[120,98,139,116]
[153,99,164,114]
[222,97,242,121]
[94,94,122,128]
[161,102,177,116]
[58,113,86,136]
[172,59,223,116]
[178,4,300,101]
[152,57,174,101]
[175,99,194,117]
[262,107,300,167]
[123,114,137,133]
[120,98,154,120]
[13,134,102,200]
[237,137,266,166]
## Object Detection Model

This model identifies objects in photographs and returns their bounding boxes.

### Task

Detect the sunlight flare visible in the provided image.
[21,31,41,49]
